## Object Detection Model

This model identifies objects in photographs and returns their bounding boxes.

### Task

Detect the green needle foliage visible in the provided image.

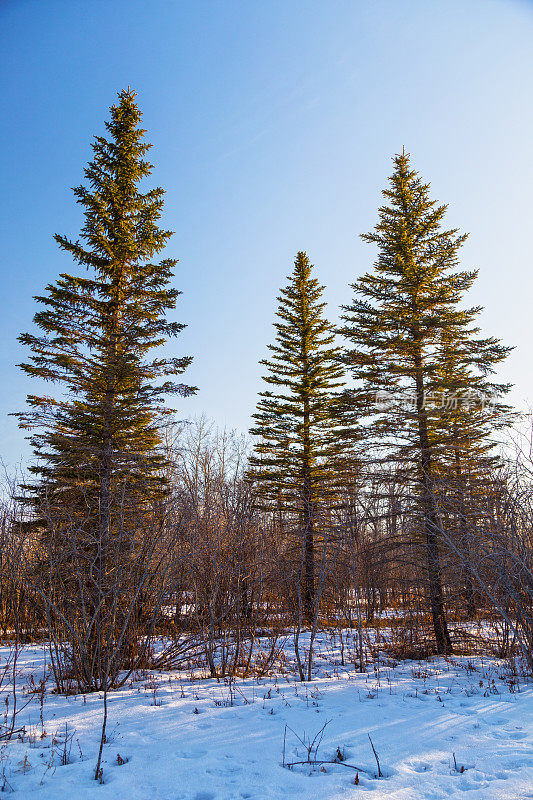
[340,151,512,653]
[431,327,513,616]
[250,251,355,619]
[17,87,195,535]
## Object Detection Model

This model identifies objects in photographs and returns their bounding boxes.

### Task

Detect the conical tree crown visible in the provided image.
[17,89,194,511]
[341,150,512,457]
[250,251,351,511]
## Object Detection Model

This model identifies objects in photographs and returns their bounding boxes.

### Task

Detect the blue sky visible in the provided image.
[1,0,533,468]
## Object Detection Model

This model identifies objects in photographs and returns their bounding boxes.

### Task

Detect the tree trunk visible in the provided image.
[302,395,314,621]
[93,301,119,690]
[302,503,315,621]
[414,349,452,655]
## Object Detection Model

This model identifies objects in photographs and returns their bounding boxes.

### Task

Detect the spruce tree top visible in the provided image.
[17,89,194,502]
[249,251,352,511]
[340,149,512,460]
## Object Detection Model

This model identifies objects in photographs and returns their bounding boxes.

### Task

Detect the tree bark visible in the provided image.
[414,347,452,655]
[302,395,315,621]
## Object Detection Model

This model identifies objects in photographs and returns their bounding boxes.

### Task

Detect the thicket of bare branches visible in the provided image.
[1,417,533,700]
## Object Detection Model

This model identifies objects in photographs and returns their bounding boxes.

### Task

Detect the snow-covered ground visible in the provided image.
[1,634,532,799]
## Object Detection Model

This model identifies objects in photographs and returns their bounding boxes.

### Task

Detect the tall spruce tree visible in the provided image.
[249,252,353,619]
[16,90,194,684]
[340,151,511,653]
[18,88,193,510]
